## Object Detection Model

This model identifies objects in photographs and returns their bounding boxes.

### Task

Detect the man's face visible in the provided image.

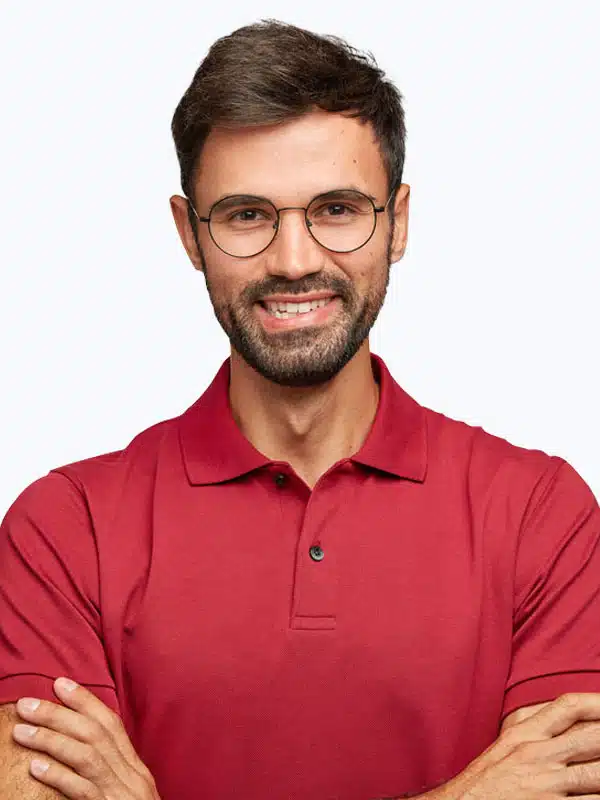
[171,109,409,387]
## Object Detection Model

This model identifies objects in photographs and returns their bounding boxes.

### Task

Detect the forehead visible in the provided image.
[194,109,387,204]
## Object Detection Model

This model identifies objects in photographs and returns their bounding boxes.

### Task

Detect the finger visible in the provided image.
[16,693,151,793]
[562,759,600,795]
[15,696,123,776]
[16,697,102,746]
[518,693,600,739]
[27,755,104,800]
[542,722,600,764]
[12,722,118,790]
[53,678,147,773]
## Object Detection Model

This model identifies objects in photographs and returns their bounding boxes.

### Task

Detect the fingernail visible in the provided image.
[14,724,38,737]
[31,759,49,775]
[18,697,40,713]
[56,677,78,692]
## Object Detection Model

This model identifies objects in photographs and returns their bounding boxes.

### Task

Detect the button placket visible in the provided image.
[290,481,341,629]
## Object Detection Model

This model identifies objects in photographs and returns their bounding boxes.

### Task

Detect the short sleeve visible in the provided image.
[0,472,119,712]
[502,459,600,719]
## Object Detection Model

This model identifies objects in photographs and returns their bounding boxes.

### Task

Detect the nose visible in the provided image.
[264,208,326,280]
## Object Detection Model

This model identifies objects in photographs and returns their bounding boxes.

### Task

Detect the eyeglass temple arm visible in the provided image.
[186,198,210,223]
[375,188,398,213]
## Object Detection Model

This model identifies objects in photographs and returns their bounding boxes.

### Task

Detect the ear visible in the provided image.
[389,183,410,264]
[170,195,205,272]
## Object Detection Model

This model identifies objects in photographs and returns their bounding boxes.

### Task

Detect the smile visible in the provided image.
[254,296,341,331]
[263,298,333,319]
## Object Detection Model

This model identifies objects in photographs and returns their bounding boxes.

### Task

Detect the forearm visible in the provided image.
[372,706,553,800]
[0,704,67,799]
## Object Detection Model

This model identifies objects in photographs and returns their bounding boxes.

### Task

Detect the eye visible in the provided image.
[229,208,268,222]
[319,203,355,217]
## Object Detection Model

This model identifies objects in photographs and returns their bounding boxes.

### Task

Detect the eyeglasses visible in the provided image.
[187,188,394,258]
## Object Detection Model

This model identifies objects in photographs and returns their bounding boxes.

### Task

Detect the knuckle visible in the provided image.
[556,692,583,711]
[508,706,535,725]
[79,742,106,775]
[511,740,539,763]
[498,726,528,753]
[82,719,105,744]
[104,709,125,735]
[497,726,519,749]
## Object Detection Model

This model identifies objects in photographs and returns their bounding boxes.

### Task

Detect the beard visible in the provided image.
[200,238,392,388]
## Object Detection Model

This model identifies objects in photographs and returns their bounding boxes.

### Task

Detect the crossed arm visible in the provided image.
[3,688,600,800]
[0,680,158,799]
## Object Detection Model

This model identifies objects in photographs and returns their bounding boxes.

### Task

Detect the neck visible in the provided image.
[228,343,380,489]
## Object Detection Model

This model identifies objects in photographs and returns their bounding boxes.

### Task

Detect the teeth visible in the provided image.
[265,298,332,317]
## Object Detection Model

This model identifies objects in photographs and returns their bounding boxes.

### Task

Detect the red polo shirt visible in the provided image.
[1,354,600,799]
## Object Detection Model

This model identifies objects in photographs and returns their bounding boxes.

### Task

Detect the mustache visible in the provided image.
[242,275,353,304]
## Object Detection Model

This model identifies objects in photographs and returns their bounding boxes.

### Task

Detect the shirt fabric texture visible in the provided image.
[1,354,599,799]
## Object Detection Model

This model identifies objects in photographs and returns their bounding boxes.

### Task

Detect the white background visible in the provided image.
[1,1,598,515]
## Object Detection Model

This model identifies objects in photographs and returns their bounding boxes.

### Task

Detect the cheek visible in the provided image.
[202,263,236,303]
[345,249,381,283]
[204,259,263,309]
[201,246,242,287]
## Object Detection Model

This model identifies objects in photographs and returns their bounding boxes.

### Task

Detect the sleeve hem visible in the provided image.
[502,671,600,721]
[0,673,119,714]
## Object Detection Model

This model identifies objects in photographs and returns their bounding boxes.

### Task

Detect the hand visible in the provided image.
[12,677,160,799]
[425,693,600,800]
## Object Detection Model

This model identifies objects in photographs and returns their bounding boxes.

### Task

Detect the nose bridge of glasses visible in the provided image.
[268,205,324,268]
[274,205,313,232]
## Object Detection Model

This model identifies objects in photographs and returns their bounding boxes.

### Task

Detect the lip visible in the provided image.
[255,295,341,332]
[260,292,338,304]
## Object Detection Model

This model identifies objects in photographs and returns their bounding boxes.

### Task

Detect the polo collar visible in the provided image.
[179,354,427,485]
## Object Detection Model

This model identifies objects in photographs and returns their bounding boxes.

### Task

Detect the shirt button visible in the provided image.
[274,473,287,488]
[309,545,324,562]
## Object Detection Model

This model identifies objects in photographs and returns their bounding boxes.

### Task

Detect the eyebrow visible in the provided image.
[212,194,270,209]
[210,187,379,207]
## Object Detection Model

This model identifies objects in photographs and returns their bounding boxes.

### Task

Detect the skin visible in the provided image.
[170,108,409,487]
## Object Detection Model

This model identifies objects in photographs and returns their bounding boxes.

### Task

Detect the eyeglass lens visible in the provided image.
[208,190,377,257]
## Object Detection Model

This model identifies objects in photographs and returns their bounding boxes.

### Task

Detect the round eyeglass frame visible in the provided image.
[186,189,395,258]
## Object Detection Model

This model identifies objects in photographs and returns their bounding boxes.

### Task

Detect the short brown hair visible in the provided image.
[171,19,406,212]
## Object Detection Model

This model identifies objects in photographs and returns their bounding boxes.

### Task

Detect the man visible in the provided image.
[1,18,600,800]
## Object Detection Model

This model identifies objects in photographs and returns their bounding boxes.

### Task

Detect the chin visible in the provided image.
[240,344,362,388]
